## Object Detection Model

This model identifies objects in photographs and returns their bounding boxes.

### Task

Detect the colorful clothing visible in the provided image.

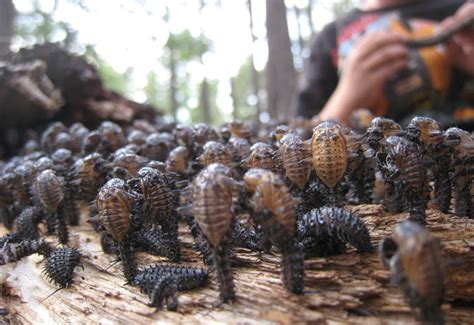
[297,0,474,128]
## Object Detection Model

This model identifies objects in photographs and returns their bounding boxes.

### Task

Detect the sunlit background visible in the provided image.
[11,0,358,125]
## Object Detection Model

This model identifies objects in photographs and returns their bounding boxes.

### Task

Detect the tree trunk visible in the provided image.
[199,78,211,124]
[247,0,262,125]
[1,206,473,323]
[293,5,305,57]
[265,0,297,120]
[306,0,315,35]
[0,0,15,56]
[169,48,178,122]
[230,77,239,119]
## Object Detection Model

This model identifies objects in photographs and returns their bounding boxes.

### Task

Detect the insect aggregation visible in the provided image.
[0,114,471,323]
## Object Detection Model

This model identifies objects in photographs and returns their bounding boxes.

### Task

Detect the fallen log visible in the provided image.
[1,205,473,324]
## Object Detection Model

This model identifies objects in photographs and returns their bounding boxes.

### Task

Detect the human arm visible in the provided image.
[319,32,409,124]
[443,1,474,76]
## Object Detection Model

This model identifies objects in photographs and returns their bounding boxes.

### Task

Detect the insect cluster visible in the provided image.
[0,113,470,318]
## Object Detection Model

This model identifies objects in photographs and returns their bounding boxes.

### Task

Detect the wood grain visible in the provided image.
[1,205,473,324]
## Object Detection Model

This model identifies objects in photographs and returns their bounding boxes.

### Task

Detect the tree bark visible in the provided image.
[265,0,297,120]
[293,5,305,58]
[230,77,239,119]
[306,0,315,35]
[2,206,474,323]
[169,47,178,122]
[0,0,15,56]
[200,78,211,124]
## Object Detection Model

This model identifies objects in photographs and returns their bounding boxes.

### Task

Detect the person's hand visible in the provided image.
[443,2,474,76]
[319,31,409,123]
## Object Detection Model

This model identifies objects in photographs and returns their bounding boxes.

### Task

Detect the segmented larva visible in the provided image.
[192,164,235,302]
[242,142,279,173]
[132,167,179,239]
[379,221,445,324]
[244,169,304,294]
[311,121,348,189]
[298,207,373,254]
[0,240,53,265]
[166,146,190,175]
[197,141,233,168]
[134,227,181,262]
[32,169,68,243]
[385,136,428,224]
[43,247,82,288]
[93,178,137,281]
[277,133,312,191]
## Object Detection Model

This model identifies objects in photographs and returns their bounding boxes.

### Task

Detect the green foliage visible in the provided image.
[84,45,132,96]
[166,30,211,61]
[231,57,264,121]
[15,0,78,48]
[331,0,355,17]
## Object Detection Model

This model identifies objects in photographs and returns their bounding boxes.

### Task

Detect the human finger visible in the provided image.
[361,44,410,72]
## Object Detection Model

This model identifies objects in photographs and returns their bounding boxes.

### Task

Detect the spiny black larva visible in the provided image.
[148,276,179,310]
[130,264,209,292]
[0,174,15,229]
[0,240,53,265]
[133,227,181,262]
[14,206,44,240]
[42,247,82,288]
[298,207,373,254]
[244,169,304,294]
[100,233,120,255]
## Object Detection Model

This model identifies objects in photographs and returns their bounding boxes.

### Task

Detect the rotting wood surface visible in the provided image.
[1,205,473,324]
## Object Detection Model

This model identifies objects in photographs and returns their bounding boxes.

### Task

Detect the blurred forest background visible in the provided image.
[0,0,356,126]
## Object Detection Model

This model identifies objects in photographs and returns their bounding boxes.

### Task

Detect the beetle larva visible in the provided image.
[244,168,304,294]
[130,167,179,245]
[32,169,68,243]
[93,178,138,281]
[384,136,428,224]
[297,207,373,257]
[444,127,474,218]
[406,117,451,213]
[197,141,233,168]
[242,142,279,174]
[43,247,82,288]
[166,146,190,176]
[379,221,445,324]
[277,133,312,191]
[310,121,348,206]
[0,240,53,265]
[129,264,208,309]
[192,164,235,302]
[134,227,181,262]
